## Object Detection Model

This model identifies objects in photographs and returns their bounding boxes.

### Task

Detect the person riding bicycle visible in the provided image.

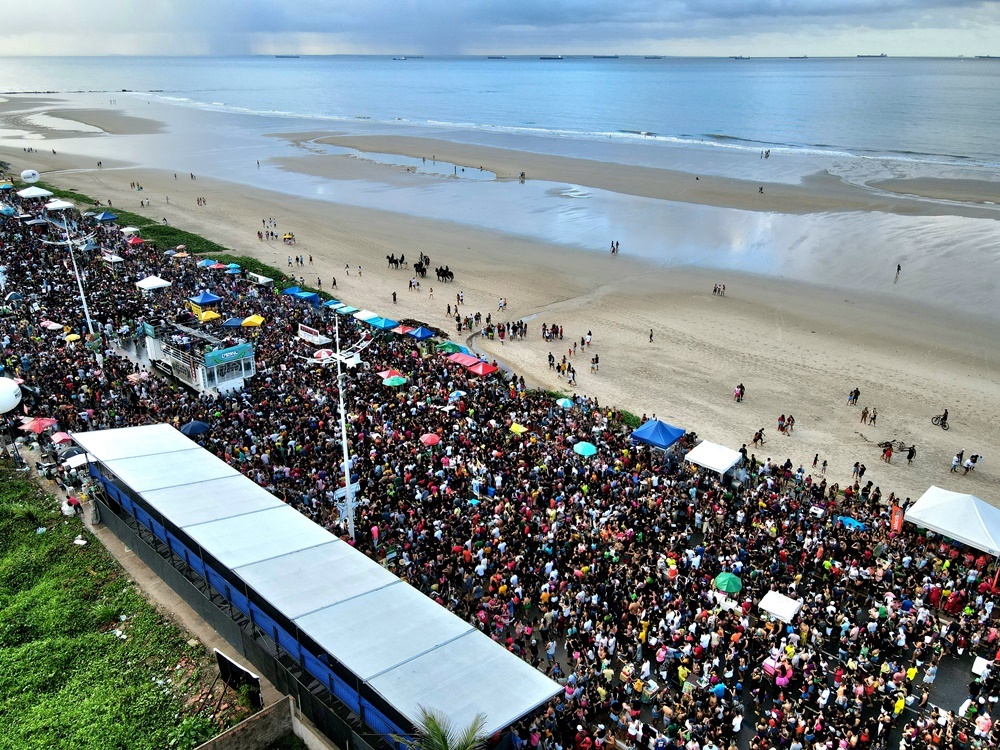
[941,409,948,424]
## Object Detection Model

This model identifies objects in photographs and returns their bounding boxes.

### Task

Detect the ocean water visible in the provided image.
[3,56,999,318]
[2,55,1000,168]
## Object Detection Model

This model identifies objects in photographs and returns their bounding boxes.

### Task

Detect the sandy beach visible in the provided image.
[2,95,998,505]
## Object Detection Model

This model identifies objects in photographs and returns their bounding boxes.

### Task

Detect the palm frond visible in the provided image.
[396,706,489,750]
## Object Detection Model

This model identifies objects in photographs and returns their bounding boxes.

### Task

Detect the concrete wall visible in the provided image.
[194,697,340,750]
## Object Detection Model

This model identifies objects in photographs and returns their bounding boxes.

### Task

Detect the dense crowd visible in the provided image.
[2,191,1000,750]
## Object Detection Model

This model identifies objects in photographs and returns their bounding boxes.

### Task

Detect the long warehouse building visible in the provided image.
[75,424,560,746]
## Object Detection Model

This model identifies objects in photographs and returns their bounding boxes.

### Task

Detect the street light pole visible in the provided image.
[333,313,356,540]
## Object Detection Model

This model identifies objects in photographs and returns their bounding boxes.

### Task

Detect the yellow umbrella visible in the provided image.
[510,423,528,435]
[65,333,81,342]
[242,314,264,327]
[200,310,221,322]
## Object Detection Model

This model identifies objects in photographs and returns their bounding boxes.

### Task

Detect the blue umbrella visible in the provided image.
[227,263,241,269]
[179,420,211,436]
[449,390,466,402]
[556,398,573,408]
[573,441,597,457]
[0,206,15,216]
[197,259,217,268]
[837,516,867,531]
[226,268,241,274]
[5,292,23,302]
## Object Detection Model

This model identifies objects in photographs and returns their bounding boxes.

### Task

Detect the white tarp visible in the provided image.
[759,591,803,623]
[73,423,560,735]
[685,440,742,475]
[16,186,53,199]
[135,275,171,291]
[905,486,1000,556]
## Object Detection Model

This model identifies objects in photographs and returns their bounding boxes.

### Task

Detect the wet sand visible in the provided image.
[1,97,998,505]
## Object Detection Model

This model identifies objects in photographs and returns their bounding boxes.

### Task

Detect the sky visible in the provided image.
[1,0,998,56]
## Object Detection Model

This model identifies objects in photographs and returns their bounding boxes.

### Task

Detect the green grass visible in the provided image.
[0,464,225,750]
[619,410,642,429]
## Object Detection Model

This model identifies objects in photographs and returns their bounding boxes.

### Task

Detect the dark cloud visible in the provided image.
[1,0,998,54]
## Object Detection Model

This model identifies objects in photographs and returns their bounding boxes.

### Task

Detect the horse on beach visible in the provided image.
[436,266,454,282]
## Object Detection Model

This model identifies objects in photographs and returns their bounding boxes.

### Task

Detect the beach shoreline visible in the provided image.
[1,95,998,504]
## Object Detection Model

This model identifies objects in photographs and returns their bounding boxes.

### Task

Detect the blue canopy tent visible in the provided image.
[407,326,435,341]
[221,318,244,328]
[93,211,118,222]
[189,291,222,305]
[367,316,400,330]
[336,305,359,315]
[282,286,301,296]
[321,299,341,308]
[836,516,867,531]
[630,419,686,450]
[294,291,320,307]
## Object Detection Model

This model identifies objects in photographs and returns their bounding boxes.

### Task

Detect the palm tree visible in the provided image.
[397,707,489,750]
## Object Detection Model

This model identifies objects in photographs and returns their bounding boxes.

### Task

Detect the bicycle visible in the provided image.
[931,414,950,431]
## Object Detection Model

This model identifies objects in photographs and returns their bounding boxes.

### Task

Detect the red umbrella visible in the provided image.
[420,433,441,446]
[313,349,334,359]
[377,369,404,379]
[209,262,228,270]
[22,417,57,433]
[466,361,498,376]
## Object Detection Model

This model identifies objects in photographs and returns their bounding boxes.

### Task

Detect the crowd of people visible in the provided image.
[1,190,999,750]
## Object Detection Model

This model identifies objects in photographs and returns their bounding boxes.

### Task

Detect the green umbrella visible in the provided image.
[573,441,597,457]
[713,572,742,594]
[437,341,463,353]
[382,376,408,387]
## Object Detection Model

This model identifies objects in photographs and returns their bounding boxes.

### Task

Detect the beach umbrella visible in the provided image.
[383,375,407,387]
[314,349,334,359]
[65,333,81,342]
[377,369,404,379]
[175,245,186,251]
[282,233,293,240]
[209,263,228,270]
[227,263,241,269]
[179,420,211,436]
[573,441,597,457]
[556,398,573,408]
[173,252,190,259]
[510,423,528,435]
[241,314,264,327]
[41,320,64,331]
[163,249,177,256]
[449,390,466,402]
[713,572,743,594]
[50,431,73,444]
[226,268,241,274]
[197,259,217,268]
[420,433,441,446]
[22,417,58,434]
[5,292,23,302]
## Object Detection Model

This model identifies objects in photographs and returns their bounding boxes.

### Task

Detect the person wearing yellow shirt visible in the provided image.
[678,662,690,685]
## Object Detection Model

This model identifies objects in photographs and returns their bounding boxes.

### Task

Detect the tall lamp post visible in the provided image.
[333,312,358,540]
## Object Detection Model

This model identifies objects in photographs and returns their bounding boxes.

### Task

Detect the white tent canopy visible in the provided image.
[759,591,804,623]
[16,186,53,199]
[353,309,378,322]
[135,275,172,291]
[905,486,1000,556]
[102,254,124,264]
[685,440,742,475]
[45,199,74,211]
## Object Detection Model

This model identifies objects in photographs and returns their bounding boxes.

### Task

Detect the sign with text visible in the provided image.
[204,342,253,368]
[298,323,331,345]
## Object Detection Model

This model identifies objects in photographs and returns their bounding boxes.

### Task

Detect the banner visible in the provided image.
[890,505,905,534]
[204,342,253,368]
[188,301,203,320]
[142,322,156,338]
[298,323,330,345]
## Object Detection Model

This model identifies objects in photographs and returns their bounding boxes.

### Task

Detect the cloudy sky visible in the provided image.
[2,0,998,56]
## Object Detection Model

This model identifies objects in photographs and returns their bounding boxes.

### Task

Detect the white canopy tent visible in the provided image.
[135,275,171,291]
[353,309,378,322]
[905,486,1000,556]
[45,199,74,211]
[685,440,742,475]
[16,186,53,199]
[758,591,804,623]
[102,254,124,264]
